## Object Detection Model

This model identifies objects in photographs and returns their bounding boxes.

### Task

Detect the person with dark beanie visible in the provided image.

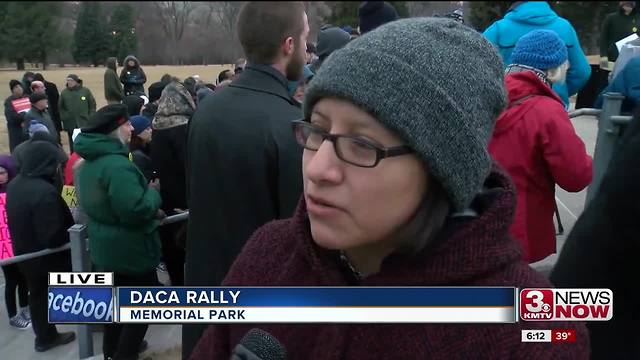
[129,115,154,182]
[6,140,75,352]
[309,26,351,73]
[191,18,588,359]
[357,1,399,34]
[142,81,168,120]
[550,105,640,359]
[33,73,62,135]
[23,93,59,143]
[122,94,147,117]
[0,155,31,330]
[148,81,167,104]
[4,80,28,152]
[74,104,163,360]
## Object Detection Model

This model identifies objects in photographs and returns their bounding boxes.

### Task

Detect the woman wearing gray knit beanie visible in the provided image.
[191,18,589,359]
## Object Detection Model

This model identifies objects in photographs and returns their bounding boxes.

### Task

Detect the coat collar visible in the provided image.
[505,71,563,106]
[29,105,47,116]
[229,64,297,106]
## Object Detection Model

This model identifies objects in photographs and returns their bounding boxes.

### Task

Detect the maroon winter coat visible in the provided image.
[191,165,589,359]
[489,71,592,263]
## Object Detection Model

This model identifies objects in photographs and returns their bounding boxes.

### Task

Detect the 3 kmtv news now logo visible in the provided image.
[520,289,613,321]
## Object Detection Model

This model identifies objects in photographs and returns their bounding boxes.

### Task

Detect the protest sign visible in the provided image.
[62,185,78,208]
[11,97,31,113]
[0,193,14,260]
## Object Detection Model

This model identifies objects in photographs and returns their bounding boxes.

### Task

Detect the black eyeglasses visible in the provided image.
[292,120,414,168]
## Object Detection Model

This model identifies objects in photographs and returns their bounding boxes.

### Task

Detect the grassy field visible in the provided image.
[0,65,232,154]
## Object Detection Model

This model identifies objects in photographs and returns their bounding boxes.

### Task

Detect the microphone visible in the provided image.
[230,328,287,360]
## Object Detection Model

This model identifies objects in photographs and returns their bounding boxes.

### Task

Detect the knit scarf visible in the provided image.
[505,64,551,87]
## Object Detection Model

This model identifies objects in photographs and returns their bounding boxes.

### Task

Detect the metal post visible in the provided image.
[586,92,624,205]
[69,224,93,359]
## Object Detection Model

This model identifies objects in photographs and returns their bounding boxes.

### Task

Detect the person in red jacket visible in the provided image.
[191,18,588,360]
[489,30,593,264]
[63,129,82,186]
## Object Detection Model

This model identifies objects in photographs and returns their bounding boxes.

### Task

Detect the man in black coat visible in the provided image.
[183,2,309,357]
[6,140,75,352]
[550,107,640,359]
[34,73,62,135]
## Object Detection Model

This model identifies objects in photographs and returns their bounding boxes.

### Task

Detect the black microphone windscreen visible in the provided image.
[237,328,286,360]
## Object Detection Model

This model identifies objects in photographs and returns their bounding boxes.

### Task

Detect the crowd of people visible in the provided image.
[1,1,639,359]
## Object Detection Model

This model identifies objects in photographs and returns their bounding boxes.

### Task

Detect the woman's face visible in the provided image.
[0,167,9,185]
[127,60,135,67]
[138,127,152,143]
[303,98,428,252]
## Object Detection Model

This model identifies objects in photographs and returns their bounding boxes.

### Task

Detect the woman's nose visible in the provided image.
[304,140,344,185]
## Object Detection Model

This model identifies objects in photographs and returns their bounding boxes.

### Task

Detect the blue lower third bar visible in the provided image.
[48,287,114,323]
[117,287,516,307]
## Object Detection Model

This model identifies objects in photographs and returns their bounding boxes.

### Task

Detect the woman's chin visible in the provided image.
[310,222,346,250]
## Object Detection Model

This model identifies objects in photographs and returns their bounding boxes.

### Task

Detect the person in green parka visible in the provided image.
[600,1,640,70]
[59,74,96,153]
[74,103,163,360]
[104,57,124,104]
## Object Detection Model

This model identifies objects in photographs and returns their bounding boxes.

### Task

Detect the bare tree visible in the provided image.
[152,1,198,64]
[214,2,245,37]
[207,2,246,61]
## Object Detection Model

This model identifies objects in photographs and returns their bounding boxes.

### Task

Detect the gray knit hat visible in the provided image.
[304,18,507,211]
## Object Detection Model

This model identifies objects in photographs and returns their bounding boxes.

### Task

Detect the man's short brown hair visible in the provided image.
[236,2,306,65]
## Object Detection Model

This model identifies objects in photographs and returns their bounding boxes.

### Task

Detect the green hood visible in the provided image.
[74,132,129,161]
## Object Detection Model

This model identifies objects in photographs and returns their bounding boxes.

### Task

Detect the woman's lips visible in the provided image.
[306,194,344,217]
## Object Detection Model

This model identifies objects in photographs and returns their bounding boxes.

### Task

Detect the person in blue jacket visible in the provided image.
[483,1,591,108]
[594,56,640,113]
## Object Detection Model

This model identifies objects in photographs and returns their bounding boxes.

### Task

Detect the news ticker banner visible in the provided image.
[47,273,612,324]
[117,287,516,324]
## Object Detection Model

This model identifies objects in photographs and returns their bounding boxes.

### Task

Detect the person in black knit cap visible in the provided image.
[357,1,399,34]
